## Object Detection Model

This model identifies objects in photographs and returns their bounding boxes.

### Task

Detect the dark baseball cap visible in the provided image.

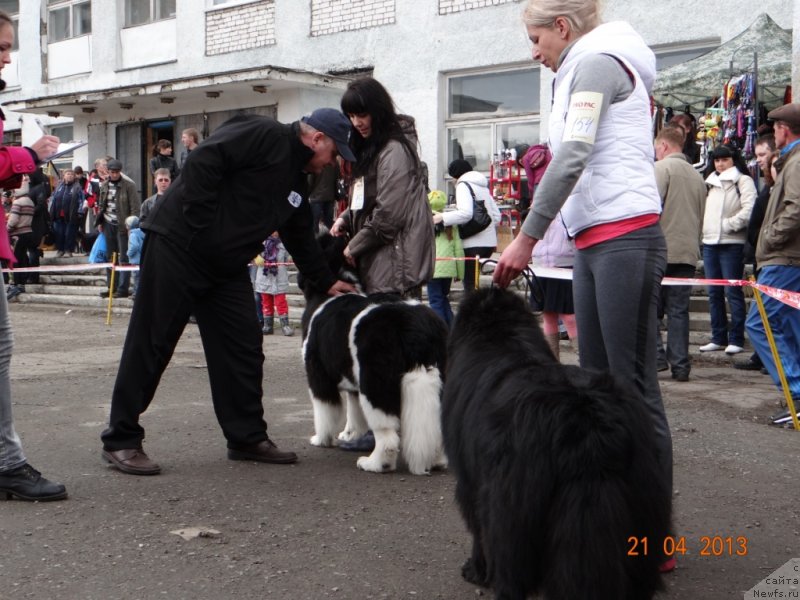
[302,108,356,162]
[107,159,123,171]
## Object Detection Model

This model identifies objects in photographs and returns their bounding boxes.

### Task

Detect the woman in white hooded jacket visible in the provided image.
[437,159,501,293]
[699,144,756,355]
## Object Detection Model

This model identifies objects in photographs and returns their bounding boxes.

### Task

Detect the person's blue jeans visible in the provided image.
[656,263,696,374]
[702,243,746,346]
[52,219,77,254]
[0,278,26,472]
[745,265,800,399]
[427,278,453,326]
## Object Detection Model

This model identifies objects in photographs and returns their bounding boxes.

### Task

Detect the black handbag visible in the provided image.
[458,182,492,239]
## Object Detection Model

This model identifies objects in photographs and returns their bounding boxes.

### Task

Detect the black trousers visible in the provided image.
[102,222,131,293]
[100,232,268,450]
[461,246,494,293]
[11,232,34,287]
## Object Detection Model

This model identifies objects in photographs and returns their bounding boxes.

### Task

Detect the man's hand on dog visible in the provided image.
[492,232,537,288]
[327,279,357,296]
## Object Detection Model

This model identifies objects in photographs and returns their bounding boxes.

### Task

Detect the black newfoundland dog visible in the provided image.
[443,286,671,599]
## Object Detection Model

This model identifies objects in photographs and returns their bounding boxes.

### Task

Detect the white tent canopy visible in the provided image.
[653,13,791,111]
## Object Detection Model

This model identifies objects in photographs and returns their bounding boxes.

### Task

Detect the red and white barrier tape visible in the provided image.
[532,266,800,311]
[3,260,798,310]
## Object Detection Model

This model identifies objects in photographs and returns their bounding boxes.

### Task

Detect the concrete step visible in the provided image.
[13,291,133,310]
[21,283,109,296]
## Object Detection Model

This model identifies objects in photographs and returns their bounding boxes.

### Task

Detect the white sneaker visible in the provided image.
[725,345,744,355]
[699,342,725,352]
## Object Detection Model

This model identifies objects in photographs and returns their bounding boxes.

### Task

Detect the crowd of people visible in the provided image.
[0,0,797,526]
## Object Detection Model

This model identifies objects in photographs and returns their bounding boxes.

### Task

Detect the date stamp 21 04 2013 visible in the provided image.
[627,535,749,558]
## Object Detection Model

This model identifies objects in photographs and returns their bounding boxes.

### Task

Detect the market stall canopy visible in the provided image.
[653,13,791,111]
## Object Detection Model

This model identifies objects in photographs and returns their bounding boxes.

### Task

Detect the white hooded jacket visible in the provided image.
[702,167,756,245]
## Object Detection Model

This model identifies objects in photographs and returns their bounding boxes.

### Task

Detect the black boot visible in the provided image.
[262,316,274,335]
[280,315,294,337]
[0,463,67,501]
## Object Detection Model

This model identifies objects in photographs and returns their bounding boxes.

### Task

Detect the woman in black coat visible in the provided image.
[148,140,179,192]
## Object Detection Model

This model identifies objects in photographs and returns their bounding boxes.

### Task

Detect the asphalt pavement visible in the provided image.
[1,304,797,600]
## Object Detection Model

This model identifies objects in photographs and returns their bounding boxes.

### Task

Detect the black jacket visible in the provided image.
[149,153,180,182]
[49,181,83,224]
[144,115,336,291]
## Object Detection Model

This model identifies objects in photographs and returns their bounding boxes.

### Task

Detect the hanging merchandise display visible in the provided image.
[489,148,521,204]
[721,72,758,159]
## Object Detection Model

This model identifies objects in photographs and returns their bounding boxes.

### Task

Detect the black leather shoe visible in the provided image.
[228,438,298,464]
[733,359,762,371]
[99,290,110,298]
[671,370,690,382]
[113,290,129,299]
[0,463,67,501]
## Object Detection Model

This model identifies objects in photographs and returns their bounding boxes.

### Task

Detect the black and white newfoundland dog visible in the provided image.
[443,286,672,600]
[298,234,448,475]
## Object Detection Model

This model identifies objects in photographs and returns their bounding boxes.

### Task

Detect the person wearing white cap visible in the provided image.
[745,102,800,426]
[100,108,357,475]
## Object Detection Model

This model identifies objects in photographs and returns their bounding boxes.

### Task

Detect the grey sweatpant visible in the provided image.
[573,224,672,492]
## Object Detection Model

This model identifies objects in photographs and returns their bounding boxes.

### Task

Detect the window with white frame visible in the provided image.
[125,0,175,27]
[47,0,91,43]
[445,67,540,177]
[0,0,19,50]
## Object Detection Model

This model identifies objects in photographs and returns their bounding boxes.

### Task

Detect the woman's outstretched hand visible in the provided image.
[492,232,537,288]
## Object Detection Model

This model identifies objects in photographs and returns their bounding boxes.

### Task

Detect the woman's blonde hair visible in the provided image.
[522,0,602,36]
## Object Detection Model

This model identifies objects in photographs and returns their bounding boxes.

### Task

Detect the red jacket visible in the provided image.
[0,117,37,262]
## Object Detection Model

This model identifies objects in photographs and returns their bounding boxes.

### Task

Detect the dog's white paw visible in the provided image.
[357,455,395,473]
[338,429,362,442]
[310,434,333,447]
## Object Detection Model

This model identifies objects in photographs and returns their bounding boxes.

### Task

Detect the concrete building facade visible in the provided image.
[0,0,796,198]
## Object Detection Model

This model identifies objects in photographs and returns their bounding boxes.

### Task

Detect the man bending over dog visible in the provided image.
[100,108,357,475]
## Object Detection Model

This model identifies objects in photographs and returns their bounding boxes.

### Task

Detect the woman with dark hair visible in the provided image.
[331,77,433,298]
[148,139,179,192]
[442,158,501,294]
[699,144,756,355]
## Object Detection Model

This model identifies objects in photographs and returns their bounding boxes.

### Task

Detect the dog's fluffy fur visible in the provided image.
[443,287,671,600]
[299,234,448,474]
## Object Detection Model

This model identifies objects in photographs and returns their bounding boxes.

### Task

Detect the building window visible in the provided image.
[125,0,176,27]
[2,128,21,147]
[47,0,91,43]
[446,67,540,174]
[0,0,19,50]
